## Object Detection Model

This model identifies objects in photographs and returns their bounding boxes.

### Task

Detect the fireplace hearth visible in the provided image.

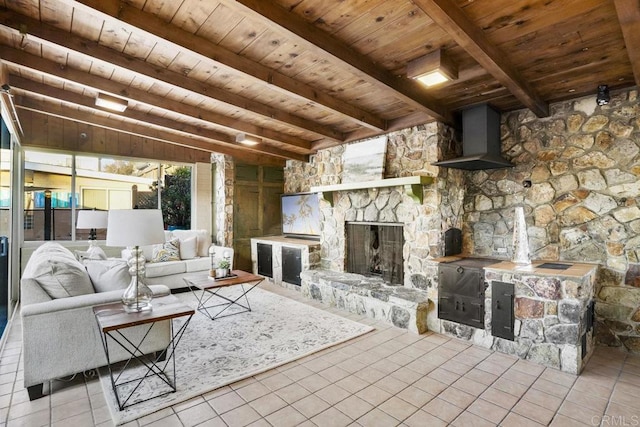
[346,222,404,285]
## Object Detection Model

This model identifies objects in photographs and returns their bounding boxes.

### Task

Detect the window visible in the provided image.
[24,152,73,241]
[23,150,192,241]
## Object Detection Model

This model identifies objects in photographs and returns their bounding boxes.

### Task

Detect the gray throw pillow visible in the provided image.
[31,254,95,299]
[84,259,131,293]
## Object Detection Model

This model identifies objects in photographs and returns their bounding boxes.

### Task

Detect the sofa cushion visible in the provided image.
[145,260,186,278]
[179,236,198,260]
[152,238,180,262]
[84,259,130,292]
[184,257,210,272]
[25,243,94,299]
[172,229,211,257]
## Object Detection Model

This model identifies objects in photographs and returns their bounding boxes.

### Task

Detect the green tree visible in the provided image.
[162,167,191,229]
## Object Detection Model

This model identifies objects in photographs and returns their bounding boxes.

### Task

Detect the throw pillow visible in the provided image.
[31,254,95,299]
[75,246,107,261]
[179,235,198,260]
[84,259,131,293]
[152,238,180,262]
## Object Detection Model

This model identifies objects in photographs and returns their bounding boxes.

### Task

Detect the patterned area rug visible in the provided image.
[100,287,374,425]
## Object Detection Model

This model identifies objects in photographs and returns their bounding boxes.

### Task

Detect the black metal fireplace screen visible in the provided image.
[346,222,404,285]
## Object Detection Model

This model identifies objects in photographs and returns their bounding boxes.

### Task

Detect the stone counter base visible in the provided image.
[300,270,429,334]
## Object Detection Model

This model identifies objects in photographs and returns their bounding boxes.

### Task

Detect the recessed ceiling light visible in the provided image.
[95,93,128,112]
[235,133,260,146]
[407,49,457,87]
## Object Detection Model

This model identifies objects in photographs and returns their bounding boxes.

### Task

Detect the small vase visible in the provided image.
[216,268,229,278]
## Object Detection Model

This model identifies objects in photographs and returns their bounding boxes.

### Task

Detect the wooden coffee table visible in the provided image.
[93,295,194,410]
[183,270,264,320]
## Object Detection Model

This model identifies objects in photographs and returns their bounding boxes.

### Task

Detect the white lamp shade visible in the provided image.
[76,210,108,229]
[106,209,165,247]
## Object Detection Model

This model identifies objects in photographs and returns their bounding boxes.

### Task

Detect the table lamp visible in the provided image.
[76,210,108,259]
[106,209,165,312]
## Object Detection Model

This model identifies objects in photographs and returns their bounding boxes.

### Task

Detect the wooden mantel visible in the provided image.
[310,175,435,205]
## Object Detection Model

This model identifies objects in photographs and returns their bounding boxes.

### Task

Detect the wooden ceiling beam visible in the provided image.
[10,76,306,161]
[15,96,288,165]
[411,0,549,118]
[57,0,383,133]
[230,0,453,125]
[0,8,337,144]
[613,0,640,86]
[0,44,312,155]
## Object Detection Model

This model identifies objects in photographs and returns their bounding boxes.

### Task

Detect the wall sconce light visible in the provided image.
[596,85,610,106]
[235,133,260,146]
[95,93,128,112]
[407,49,458,87]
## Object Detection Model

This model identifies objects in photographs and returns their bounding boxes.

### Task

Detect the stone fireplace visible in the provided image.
[287,118,603,373]
[346,222,404,285]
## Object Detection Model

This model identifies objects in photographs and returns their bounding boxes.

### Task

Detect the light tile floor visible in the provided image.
[1,282,640,426]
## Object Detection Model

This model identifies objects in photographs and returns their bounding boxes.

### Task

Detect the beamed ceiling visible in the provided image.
[0,0,638,166]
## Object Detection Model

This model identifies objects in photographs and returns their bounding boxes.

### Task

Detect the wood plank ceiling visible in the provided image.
[0,0,637,166]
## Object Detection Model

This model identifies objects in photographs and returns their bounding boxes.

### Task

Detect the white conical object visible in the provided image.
[512,206,531,265]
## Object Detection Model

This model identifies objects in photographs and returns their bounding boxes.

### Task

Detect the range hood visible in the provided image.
[432,103,513,170]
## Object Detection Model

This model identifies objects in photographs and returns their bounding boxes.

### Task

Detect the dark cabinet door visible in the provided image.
[257,243,273,278]
[438,293,484,329]
[282,246,302,286]
[492,281,514,340]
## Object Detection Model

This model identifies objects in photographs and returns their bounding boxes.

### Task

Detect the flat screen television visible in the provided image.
[281,192,321,240]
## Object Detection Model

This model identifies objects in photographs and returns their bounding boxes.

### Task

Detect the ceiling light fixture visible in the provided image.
[407,49,458,87]
[95,93,128,112]
[596,84,610,106]
[235,133,260,146]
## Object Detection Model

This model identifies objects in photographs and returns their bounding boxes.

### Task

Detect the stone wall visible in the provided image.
[211,153,234,247]
[462,88,640,352]
[285,122,463,288]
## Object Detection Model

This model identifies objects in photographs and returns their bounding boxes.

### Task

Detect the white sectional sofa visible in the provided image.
[123,229,234,289]
[20,242,172,400]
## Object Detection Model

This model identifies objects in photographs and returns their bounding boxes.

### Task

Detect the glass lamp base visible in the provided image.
[122,247,153,312]
[123,299,152,313]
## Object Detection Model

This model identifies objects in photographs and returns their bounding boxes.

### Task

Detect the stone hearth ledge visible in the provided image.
[300,270,429,334]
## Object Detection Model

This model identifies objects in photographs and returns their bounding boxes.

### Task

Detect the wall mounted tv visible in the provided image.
[281,192,321,240]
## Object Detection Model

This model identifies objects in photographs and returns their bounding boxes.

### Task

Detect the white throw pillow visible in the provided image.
[179,235,198,260]
[75,246,107,261]
[84,259,131,293]
[31,253,95,299]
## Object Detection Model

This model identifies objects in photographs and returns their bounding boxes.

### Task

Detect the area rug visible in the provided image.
[99,287,374,425]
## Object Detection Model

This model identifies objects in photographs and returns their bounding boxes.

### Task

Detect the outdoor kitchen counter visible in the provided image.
[431,256,599,374]
[485,260,598,278]
[432,256,597,278]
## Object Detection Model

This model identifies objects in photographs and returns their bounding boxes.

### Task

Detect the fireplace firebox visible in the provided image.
[346,222,404,285]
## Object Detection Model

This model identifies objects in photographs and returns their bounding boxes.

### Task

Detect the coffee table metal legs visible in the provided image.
[190,281,261,320]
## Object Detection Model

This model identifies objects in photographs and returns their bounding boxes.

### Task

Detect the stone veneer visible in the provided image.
[285,87,640,358]
[436,262,596,374]
[211,153,234,247]
[461,88,640,353]
[285,122,464,285]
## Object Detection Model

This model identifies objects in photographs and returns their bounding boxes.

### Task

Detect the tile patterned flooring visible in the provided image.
[1,282,640,426]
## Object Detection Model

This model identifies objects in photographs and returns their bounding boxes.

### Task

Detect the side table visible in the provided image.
[93,295,194,410]
[183,270,264,320]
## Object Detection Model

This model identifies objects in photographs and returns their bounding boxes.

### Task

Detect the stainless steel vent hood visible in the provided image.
[433,103,513,170]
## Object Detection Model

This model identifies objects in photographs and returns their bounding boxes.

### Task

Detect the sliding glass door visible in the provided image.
[0,118,11,338]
